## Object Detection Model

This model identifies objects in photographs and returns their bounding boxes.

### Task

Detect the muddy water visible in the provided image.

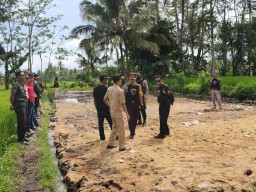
[58,92,94,104]
[48,129,67,192]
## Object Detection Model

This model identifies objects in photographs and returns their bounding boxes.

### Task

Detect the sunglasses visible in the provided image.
[155,80,161,83]
[20,74,25,76]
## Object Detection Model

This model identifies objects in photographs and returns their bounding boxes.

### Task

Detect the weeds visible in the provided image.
[0,90,17,156]
[37,91,58,191]
[165,75,256,101]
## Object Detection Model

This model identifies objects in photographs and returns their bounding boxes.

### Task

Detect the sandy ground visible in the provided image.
[53,93,256,192]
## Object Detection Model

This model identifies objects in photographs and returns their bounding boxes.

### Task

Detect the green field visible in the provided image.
[0,90,17,155]
[163,75,256,101]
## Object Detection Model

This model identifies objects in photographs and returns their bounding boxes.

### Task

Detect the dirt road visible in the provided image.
[53,92,256,192]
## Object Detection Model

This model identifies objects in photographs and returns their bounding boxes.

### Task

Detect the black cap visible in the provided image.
[112,74,124,83]
[137,73,142,81]
[27,72,34,77]
[99,74,110,81]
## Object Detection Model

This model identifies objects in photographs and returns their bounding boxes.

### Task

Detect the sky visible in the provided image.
[0,0,84,73]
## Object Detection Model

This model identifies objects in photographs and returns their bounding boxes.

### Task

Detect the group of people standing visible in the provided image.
[10,71,44,145]
[93,73,173,151]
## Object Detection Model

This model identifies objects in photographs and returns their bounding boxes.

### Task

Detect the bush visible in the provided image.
[162,74,256,101]
[233,84,256,101]
[184,83,201,94]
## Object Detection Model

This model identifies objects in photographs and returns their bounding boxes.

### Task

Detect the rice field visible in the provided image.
[166,75,256,100]
[0,89,16,156]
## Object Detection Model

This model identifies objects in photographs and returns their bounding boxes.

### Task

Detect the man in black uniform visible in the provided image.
[136,73,149,127]
[155,75,171,139]
[93,74,113,140]
[10,71,29,145]
[123,73,143,139]
[209,72,223,109]
[33,74,41,119]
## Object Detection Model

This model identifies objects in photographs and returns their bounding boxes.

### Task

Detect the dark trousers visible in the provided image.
[27,101,38,131]
[14,101,27,142]
[159,102,171,136]
[35,97,39,117]
[126,102,139,136]
[97,110,112,140]
[138,102,147,123]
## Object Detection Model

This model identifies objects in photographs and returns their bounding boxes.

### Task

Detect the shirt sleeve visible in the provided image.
[11,83,18,96]
[123,85,128,94]
[142,80,149,99]
[104,89,109,100]
[119,89,126,104]
[138,85,143,97]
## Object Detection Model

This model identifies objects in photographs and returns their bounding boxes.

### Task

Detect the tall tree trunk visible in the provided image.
[40,53,43,81]
[173,0,180,39]
[210,0,216,74]
[119,43,125,77]
[4,60,9,89]
[180,0,185,72]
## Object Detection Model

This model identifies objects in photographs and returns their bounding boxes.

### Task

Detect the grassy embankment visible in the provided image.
[0,88,58,191]
[37,89,58,190]
[0,89,22,192]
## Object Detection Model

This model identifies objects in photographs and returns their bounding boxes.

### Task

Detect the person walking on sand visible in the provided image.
[209,72,223,110]
[93,74,113,141]
[10,71,29,145]
[154,75,171,139]
[104,74,131,151]
[136,73,149,127]
[123,73,143,139]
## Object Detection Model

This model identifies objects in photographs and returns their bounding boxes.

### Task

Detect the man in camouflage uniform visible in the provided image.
[10,71,29,145]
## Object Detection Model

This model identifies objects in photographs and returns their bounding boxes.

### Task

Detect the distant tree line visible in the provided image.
[71,0,256,79]
[0,0,68,89]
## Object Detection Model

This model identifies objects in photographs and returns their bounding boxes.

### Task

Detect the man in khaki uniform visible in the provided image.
[209,72,223,110]
[104,74,131,151]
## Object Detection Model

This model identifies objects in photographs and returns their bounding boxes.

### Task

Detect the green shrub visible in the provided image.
[184,83,201,94]
[233,84,256,101]
[160,74,256,101]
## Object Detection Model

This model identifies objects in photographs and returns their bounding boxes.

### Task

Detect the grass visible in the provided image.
[163,75,256,101]
[0,141,23,192]
[37,90,58,191]
[0,90,17,155]
[0,87,59,191]
[0,89,23,192]
[45,81,93,92]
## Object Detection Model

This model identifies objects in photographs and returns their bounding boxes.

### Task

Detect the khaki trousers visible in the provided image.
[211,90,222,108]
[108,117,125,149]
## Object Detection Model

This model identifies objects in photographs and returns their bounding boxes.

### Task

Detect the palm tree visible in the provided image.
[71,0,169,76]
[77,38,101,73]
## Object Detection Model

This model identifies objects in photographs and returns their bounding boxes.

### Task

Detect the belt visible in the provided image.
[127,101,138,103]
[15,100,27,102]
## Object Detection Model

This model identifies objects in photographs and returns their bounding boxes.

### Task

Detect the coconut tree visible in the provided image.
[77,38,101,73]
[71,0,169,76]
